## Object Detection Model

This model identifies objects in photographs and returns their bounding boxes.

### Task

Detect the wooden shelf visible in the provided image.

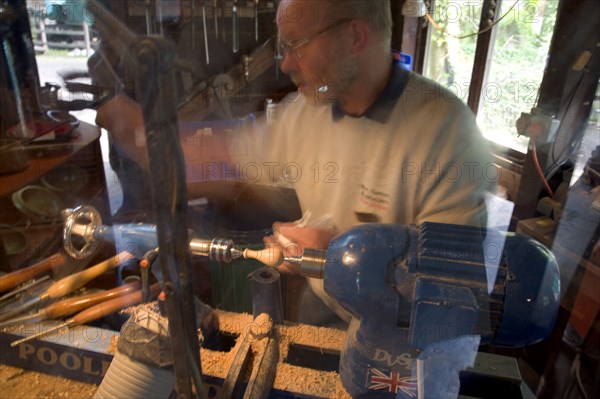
[0,123,101,197]
[0,122,110,272]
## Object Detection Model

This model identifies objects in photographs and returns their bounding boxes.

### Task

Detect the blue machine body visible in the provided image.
[94,223,161,258]
[79,217,560,398]
[323,222,560,398]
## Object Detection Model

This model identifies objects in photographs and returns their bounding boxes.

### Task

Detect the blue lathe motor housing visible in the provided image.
[309,222,560,398]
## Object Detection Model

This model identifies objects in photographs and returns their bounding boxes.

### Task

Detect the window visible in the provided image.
[423,1,483,102]
[423,0,558,153]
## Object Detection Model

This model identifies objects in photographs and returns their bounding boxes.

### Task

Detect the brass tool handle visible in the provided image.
[71,283,161,325]
[44,281,141,319]
[44,251,134,300]
[0,252,66,293]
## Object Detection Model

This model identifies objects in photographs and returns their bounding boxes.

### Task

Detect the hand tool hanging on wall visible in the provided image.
[179,38,278,120]
[232,0,239,52]
[10,283,161,347]
[201,0,210,64]
[0,251,134,322]
[254,0,259,42]
[213,0,219,40]
[155,0,183,36]
[156,0,164,36]
[221,0,227,42]
[144,0,153,34]
[191,0,196,49]
[0,281,141,326]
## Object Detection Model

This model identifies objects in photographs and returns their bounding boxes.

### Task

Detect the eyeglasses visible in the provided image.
[278,18,353,60]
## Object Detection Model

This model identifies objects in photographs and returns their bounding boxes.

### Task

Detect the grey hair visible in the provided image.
[277,0,392,50]
[322,0,392,47]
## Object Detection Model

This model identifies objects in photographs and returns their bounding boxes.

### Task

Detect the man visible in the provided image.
[262,0,494,325]
[96,0,494,326]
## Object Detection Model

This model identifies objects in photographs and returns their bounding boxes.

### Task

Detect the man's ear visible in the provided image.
[349,19,370,54]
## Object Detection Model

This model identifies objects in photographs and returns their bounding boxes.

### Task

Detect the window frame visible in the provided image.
[396,0,600,219]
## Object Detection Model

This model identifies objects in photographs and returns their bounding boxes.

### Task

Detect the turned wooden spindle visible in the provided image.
[243,246,284,267]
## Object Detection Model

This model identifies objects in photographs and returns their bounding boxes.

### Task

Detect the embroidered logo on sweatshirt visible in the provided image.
[359,184,390,211]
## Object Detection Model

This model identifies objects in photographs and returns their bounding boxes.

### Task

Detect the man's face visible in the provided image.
[276,0,358,105]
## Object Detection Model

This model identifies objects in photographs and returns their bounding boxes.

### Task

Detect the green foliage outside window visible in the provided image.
[424,0,559,152]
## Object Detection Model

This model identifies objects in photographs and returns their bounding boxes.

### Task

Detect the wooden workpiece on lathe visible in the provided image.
[243,246,284,267]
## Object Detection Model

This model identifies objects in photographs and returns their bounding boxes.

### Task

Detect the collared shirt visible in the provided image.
[332,60,412,123]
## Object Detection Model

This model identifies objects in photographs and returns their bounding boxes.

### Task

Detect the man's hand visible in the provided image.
[95,94,149,169]
[267,222,338,275]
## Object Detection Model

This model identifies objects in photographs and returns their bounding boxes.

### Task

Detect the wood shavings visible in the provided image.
[107,334,118,354]
[0,309,352,398]
[274,363,351,399]
[0,364,98,398]
[210,310,350,398]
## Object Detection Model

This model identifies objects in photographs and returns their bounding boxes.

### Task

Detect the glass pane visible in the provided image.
[423,0,484,102]
[478,0,558,152]
[572,81,600,184]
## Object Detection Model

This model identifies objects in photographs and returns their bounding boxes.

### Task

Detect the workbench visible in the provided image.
[0,309,536,399]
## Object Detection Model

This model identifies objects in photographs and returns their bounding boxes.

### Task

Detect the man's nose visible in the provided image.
[279,51,298,75]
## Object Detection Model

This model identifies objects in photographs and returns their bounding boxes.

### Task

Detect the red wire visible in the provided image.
[531,137,555,198]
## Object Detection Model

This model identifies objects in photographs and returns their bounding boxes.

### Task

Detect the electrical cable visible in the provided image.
[549,73,588,169]
[548,56,600,176]
[425,1,519,40]
[531,137,555,198]
[547,42,599,178]
[524,46,598,183]
[574,353,590,399]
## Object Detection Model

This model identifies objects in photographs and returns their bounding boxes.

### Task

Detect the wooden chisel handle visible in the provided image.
[44,251,135,300]
[71,283,161,325]
[44,281,141,319]
[0,252,66,293]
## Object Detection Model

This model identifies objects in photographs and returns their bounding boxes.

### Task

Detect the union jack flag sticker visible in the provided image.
[367,368,418,397]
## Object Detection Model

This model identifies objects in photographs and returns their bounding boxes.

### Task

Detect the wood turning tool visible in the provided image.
[191,0,196,49]
[0,251,134,322]
[10,283,161,347]
[254,0,259,42]
[232,0,239,53]
[201,0,210,64]
[213,0,219,40]
[0,276,50,304]
[0,281,141,326]
[0,252,66,294]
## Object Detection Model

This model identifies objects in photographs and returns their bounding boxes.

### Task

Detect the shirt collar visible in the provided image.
[332,60,411,123]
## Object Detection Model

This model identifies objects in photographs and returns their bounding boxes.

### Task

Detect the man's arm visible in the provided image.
[96,94,288,206]
[95,94,149,170]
